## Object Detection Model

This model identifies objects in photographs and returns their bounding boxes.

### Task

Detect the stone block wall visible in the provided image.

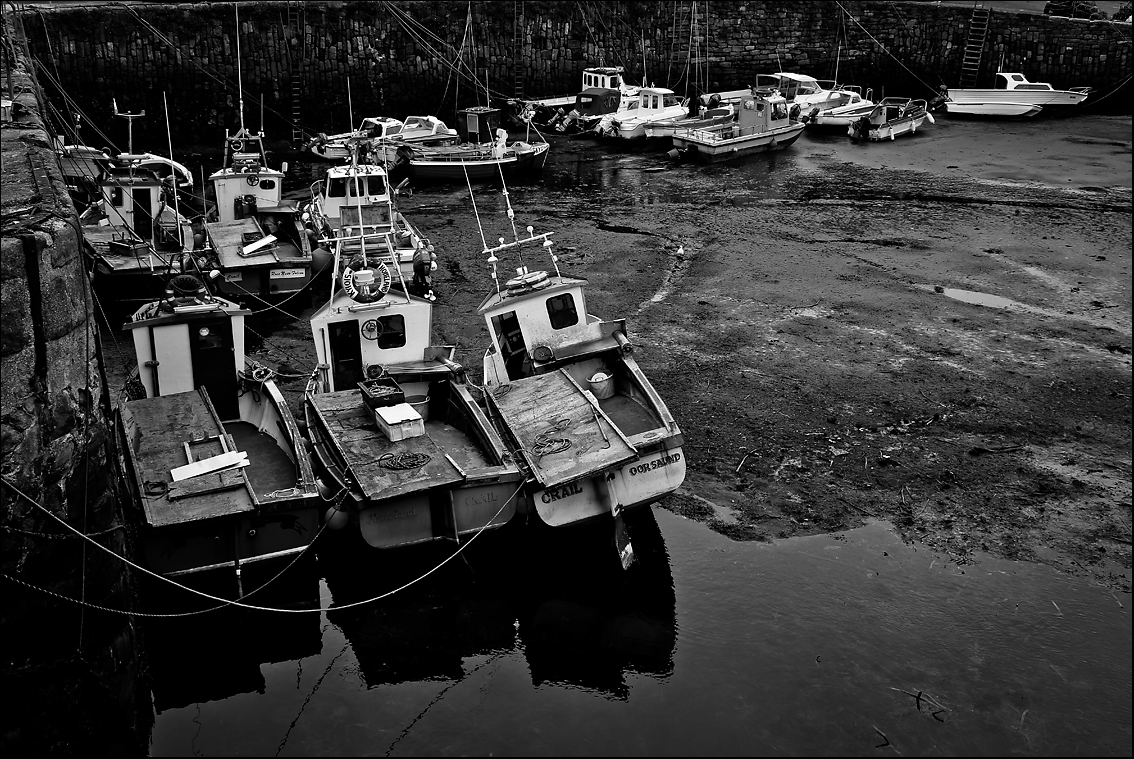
[1,10,146,755]
[21,1,1130,150]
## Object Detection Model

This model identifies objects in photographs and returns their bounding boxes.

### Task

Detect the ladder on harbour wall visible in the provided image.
[512,1,524,99]
[287,1,305,146]
[669,1,706,98]
[959,5,991,88]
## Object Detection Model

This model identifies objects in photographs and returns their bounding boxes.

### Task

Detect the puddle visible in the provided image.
[940,288,1015,309]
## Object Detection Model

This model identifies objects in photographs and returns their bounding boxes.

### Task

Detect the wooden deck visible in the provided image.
[488,370,636,488]
[121,390,255,528]
[309,390,469,501]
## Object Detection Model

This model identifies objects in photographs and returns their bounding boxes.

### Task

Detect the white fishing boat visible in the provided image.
[379,106,550,183]
[473,200,685,568]
[847,97,934,141]
[303,139,435,289]
[302,214,522,550]
[937,72,1090,114]
[306,115,458,161]
[669,90,806,162]
[595,87,690,140]
[116,273,321,594]
[200,129,314,303]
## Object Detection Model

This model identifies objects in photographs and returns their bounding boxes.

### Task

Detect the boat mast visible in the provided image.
[235,2,245,135]
[163,91,184,250]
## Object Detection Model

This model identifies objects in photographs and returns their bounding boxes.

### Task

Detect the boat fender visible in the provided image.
[324,503,349,530]
[342,258,392,303]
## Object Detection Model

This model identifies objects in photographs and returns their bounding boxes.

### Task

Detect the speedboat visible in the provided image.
[306,115,458,161]
[595,87,690,140]
[936,72,1089,115]
[847,97,934,141]
[801,87,876,128]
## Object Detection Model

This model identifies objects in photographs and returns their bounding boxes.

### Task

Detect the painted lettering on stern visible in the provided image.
[540,481,585,503]
[364,506,416,524]
[629,451,682,476]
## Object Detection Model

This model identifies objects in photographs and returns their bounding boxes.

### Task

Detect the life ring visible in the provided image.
[246,175,260,186]
[229,138,245,153]
[167,273,204,297]
[342,258,391,303]
[505,270,549,290]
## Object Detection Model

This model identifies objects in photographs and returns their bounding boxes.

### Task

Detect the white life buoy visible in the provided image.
[342,258,392,303]
[229,138,245,153]
[505,270,549,290]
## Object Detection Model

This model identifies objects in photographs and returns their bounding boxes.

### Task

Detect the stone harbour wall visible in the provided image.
[1,10,146,755]
[21,0,1131,149]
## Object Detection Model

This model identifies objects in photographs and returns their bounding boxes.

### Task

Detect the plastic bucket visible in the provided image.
[406,394,430,422]
[589,372,614,400]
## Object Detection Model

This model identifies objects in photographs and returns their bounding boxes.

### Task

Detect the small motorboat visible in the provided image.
[847,97,934,141]
[669,89,806,162]
[306,115,458,161]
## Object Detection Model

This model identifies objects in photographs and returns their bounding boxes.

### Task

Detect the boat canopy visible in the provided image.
[575,88,622,117]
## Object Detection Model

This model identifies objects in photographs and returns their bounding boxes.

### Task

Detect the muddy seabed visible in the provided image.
[109,115,1131,592]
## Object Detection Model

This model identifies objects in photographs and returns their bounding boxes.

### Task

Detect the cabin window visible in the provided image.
[546,293,579,330]
[373,314,406,350]
[772,102,788,120]
[259,179,276,190]
[328,178,347,198]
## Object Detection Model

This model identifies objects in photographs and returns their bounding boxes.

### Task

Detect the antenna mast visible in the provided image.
[236,2,245,133]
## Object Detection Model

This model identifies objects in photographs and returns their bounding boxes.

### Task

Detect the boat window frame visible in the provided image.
[546,292,579,330]
[372,313,407,350]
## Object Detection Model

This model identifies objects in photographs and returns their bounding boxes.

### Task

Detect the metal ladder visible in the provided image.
[287,1,305,146]
[512,1,524,99]
[959,5,991,89]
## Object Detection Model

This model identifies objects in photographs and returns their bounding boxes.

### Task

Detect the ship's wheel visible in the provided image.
[361,318,382,340]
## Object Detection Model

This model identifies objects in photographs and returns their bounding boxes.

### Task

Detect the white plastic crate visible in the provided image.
[373,402,425,441]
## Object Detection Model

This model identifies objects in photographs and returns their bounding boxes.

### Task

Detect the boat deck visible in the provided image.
[84,224,186,274]
[224,421,296,497]
[310,390,491,501]
[121,390,255,528]
[488,370,637,488]
[598,393,660,437]
[208,218,308,269]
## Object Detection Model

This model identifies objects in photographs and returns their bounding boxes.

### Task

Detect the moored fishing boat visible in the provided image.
[380,106,550,183]
[201,127,315,304]
[306,115,458,161]
[847,97,934,141]
[115,273,321,595]
[669,90,805,162]
[506,64,640,133]
[472,199,685,568]
[302,213,522,550]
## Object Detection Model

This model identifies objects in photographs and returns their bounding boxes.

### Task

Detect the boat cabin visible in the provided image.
[574,88,624,119]
[312,163,391,231]
[581,66,627,91]
[124,285,249,419]
[994,72,1059,91]
[93,160,183,245]
[456,106,507,145]
[733,91,793,133]
[210,130,286,225]
[626,87,683,114]
[754,73,828,101]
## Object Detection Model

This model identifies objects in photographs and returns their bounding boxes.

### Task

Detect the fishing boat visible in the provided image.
[594,87,690,140]
[506,65,640,133]
[800,86,875,128]
[79,105,196,314]
[306,115,458,161]
[847,97,934,141]
[115,273,321,595]
[643,96,736,140]
[669,90,806,162]
[473,204,685,568]
[935,72,1089,116]
[302,139,435,290]
[381,106,550,183]
[200,128,315,304]
[302,212,523,550]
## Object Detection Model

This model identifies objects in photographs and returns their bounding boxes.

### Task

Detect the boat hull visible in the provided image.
[945,88,1087,107]
[407,142,550,183]
[944,101,1043,117]
[671,122,806,162]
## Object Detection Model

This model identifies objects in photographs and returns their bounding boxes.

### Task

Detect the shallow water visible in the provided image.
[146,510,1130,756]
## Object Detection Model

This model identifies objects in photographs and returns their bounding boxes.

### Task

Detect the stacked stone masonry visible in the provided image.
[22,0,1130,149]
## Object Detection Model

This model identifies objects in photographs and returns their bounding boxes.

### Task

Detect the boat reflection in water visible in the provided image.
[142,557,323,713]
[319,505,675,700]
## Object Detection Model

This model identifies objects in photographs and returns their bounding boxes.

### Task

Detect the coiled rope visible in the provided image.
[378,452,432,470]
[530,418,573,461]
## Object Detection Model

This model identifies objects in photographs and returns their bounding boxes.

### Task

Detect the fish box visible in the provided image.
[108,238,150,256]
[373,403,425,441]
[358,377,405,410]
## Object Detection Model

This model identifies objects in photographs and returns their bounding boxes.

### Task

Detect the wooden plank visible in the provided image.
[340,429,463,501]
[170,450,249,482]
[168,469,246,500]
[489,371,636,488]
